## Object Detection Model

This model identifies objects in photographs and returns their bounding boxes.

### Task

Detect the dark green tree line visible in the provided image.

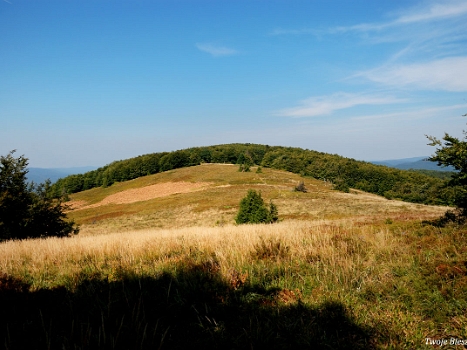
[50,143,454,207]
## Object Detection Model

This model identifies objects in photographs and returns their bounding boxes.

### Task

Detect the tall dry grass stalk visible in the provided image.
[0,219,401,294]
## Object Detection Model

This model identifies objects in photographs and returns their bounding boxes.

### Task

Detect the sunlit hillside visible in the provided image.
[65,163,447,236]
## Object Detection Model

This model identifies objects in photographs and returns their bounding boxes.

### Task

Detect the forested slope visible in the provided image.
[51,144,455,206]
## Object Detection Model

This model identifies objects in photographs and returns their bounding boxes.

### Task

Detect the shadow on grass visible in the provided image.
[1,262,380,350]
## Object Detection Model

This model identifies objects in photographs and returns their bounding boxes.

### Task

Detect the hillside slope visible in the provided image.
[66,163,447,235]
[52,143,456,207]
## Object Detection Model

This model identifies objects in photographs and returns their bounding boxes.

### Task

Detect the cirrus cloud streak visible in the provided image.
[358,56,467,92]
[196,43,238,57]
[276,92,406,118]
[334,0,467,33]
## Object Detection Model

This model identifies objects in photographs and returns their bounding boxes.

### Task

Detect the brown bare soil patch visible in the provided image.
[71,182,212,210]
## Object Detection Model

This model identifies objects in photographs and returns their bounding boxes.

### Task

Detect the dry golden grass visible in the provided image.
[65,164,448,233]
[0,219,425,294]
[2,219,414,348]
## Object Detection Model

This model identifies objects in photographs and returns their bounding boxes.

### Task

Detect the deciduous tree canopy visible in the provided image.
[427,117,467,216]
[0,151,78,241]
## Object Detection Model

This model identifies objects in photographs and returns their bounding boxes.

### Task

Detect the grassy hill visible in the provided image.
[50,143,456,207]
[65,163,446,235]
[1,162,466,349]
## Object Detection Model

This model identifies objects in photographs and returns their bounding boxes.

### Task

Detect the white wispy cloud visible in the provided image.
[333,0,467,33]
[274,1,467,119]
[276,92,405,118]
[358,56,467,92]
[196,43,238,57]
[350,103,467,122]
[269,1,467,85]
[274,1,467,54]
[337,2,467,91]
[395,1,467,25]
[270,28,321,36]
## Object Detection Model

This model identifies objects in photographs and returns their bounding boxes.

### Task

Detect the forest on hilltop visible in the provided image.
[50,144,456,206]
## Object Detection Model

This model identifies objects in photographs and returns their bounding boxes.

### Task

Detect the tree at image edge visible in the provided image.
[0,151,79,241]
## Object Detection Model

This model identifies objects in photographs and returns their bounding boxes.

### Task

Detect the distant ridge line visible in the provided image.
[48,143,455,207]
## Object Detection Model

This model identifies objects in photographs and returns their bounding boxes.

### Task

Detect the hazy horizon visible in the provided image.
[2,0,466,167]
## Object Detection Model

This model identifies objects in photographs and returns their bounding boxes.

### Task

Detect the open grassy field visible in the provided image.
[65,164,447,235]
[1,164,466,349]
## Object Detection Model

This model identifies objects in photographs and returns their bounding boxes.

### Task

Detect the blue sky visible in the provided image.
[1,0,467,167]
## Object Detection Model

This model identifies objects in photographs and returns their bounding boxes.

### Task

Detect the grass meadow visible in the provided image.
[1,165,466,349]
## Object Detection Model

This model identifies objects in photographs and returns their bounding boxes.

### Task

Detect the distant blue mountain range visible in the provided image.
[370,156,455,171]
[26,166,98,184]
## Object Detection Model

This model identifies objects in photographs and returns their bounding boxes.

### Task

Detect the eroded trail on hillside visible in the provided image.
[68,181,212,210]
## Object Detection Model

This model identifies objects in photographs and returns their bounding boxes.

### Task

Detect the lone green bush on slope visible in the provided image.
[235,190,278,224]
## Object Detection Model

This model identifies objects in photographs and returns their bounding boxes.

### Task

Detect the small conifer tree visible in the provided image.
[235,190,278,224]
[269,200,278,223]
[238,163,251,172]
